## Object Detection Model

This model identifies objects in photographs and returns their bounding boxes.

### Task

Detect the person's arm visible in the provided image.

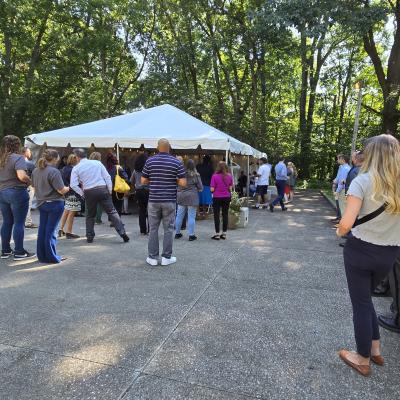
[57,186,70,195]
[210,175,216,193]
[141,161,150,185]
[16,170,31,185]
[70,167,84,197]
[176,161,187,187]
[119,166,129,181]
[336,195,362,237]
[100,164,112,193]
[130,171,136,186]
[51,170,70,195]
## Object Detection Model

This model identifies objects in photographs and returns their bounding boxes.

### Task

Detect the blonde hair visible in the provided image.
[89,152,101,161]
[216,161,229,175]
[360,134,400,214]
[38,149,59,169]
[67,153,78,166]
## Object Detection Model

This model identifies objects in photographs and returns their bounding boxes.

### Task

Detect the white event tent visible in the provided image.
[25,104,266,159]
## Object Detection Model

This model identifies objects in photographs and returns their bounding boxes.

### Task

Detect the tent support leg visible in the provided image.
[246,155,250,207]
[116,143,120,163]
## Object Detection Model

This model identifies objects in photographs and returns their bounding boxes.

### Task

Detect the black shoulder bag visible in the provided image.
[352,202,388,228]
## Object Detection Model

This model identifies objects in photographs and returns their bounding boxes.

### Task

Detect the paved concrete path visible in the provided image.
[0,190,399,399]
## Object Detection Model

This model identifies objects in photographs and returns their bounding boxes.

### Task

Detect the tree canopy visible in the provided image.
[1,0,399,178]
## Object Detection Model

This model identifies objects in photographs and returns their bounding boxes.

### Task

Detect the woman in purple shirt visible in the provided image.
[210,161,233,240]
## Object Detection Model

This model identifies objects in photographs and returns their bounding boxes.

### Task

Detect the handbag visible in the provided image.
[114,165,130,198]
[352,202,388,228]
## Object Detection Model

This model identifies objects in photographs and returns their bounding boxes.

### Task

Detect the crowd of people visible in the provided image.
[1,133,399,379]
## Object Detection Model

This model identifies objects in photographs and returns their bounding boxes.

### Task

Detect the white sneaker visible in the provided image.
[146,257,158,266]
[161,256,177,266]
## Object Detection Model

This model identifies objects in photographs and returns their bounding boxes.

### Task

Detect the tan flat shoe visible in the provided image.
[338,350,371,377]
[371,355,384,366]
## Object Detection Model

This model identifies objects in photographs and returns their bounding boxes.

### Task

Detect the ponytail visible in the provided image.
[38,149,59,169]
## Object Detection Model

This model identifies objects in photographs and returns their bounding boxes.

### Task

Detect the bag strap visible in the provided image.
[353,202,388,228]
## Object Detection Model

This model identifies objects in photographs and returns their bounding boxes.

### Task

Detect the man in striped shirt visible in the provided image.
[141,139,186,266]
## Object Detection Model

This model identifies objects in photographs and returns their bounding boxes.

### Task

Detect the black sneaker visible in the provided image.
[87,237,94,243]
[189,235,197,241]
[1,250,13,259]
[13,251,36,260]
[269,204,274,213]
[175,233,183,239]
[121,233,130,243]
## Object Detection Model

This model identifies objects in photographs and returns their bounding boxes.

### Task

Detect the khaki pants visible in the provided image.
[338,190,347,217]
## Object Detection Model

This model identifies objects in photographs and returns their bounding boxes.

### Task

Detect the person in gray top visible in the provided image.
[31,149,69,263]
[175,159,203,241]
[336,134,400,377]
[23,146,38,229]
[0,135,35,260]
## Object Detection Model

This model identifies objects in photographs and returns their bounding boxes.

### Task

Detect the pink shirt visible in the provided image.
[210,173,233,198]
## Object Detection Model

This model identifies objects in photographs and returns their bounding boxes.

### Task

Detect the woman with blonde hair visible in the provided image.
[287,161,297,202]
[337,134,400,376]
[59,153,80,239]
[31,149,69,263]
[0,135,35,259]
[210,161,233,240]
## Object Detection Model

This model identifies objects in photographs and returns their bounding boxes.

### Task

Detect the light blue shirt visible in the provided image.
[70,158,112,197]
[334,163,351,193]
[275,161,288,181]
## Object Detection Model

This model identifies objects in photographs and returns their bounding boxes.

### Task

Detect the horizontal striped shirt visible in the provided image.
[142,153,186,203]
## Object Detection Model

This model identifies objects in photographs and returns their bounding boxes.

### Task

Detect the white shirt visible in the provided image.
[70,158,112,197]
[257,163,271,186]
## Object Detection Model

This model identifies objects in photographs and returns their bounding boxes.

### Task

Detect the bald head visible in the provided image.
[158,138,170,153]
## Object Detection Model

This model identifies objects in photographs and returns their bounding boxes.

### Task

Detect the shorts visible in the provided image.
[256,185,269,195]
[65,194,81,212]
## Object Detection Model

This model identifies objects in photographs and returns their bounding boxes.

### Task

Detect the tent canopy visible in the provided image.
[25,104,266,158]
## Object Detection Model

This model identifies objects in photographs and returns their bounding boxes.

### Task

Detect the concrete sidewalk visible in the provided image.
[0,190,399,399]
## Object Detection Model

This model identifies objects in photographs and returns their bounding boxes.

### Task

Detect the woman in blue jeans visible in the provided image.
[31,149,69,263]
[0,135,35,260]
[175,159,203,241]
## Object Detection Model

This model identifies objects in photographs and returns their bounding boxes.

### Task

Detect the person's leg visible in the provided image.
[222,199,230,233]
[36,205,48,262]
[338,189,347,217]
[148,202,161,259]
[187,206,197,236]
[95,204,103,223]
[65,211,77,234]
[84,190,98,240]
[213,198,221,234]
[123,195,129,214]
[161,202,176,259]
[25,186,34,226]
[10,189,29,254]
[99,189,126,236]
[175,205,186,234]
[271,180,285,207]
[112,191,123,216]
[389,257,400,324]
[59,209,69,232]
[0,192,14,253]
[136,189,148,234]
[181,208,187,230]
[43,202,64,263]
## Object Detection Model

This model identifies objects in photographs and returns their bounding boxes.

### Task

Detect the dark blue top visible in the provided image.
[142,153,186,203]
[345,165,360,193]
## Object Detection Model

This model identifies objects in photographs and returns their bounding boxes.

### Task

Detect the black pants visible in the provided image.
[389,256,400,325]
[344,236,399,357]
[112,191,123,216]
[136,189,149,234]
[85,186,125,239]
[213,197,230,233]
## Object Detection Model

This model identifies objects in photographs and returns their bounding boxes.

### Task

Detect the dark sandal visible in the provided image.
[211,235,220,240]
[220,234,226,240]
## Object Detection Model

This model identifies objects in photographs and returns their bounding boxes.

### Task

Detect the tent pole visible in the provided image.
[246,155,250,207]
[116,143,120,163]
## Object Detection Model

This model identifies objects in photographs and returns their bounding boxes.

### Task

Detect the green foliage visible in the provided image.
[0,0,398,180]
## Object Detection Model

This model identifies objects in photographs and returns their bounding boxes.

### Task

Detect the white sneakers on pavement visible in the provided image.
[146,257,158,266]
[146,256,177,266]
[161,256,177,266]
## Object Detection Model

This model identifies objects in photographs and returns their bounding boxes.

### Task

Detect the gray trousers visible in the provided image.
[84,186,125,239]
[389,255,400,324]
[148,202,175,259]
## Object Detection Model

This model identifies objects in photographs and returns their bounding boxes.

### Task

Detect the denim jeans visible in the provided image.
[0,187,29,254]
[271,180,286,209]
[176,205,197,236]
[37,201,64,263]
[148,202,175,259]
